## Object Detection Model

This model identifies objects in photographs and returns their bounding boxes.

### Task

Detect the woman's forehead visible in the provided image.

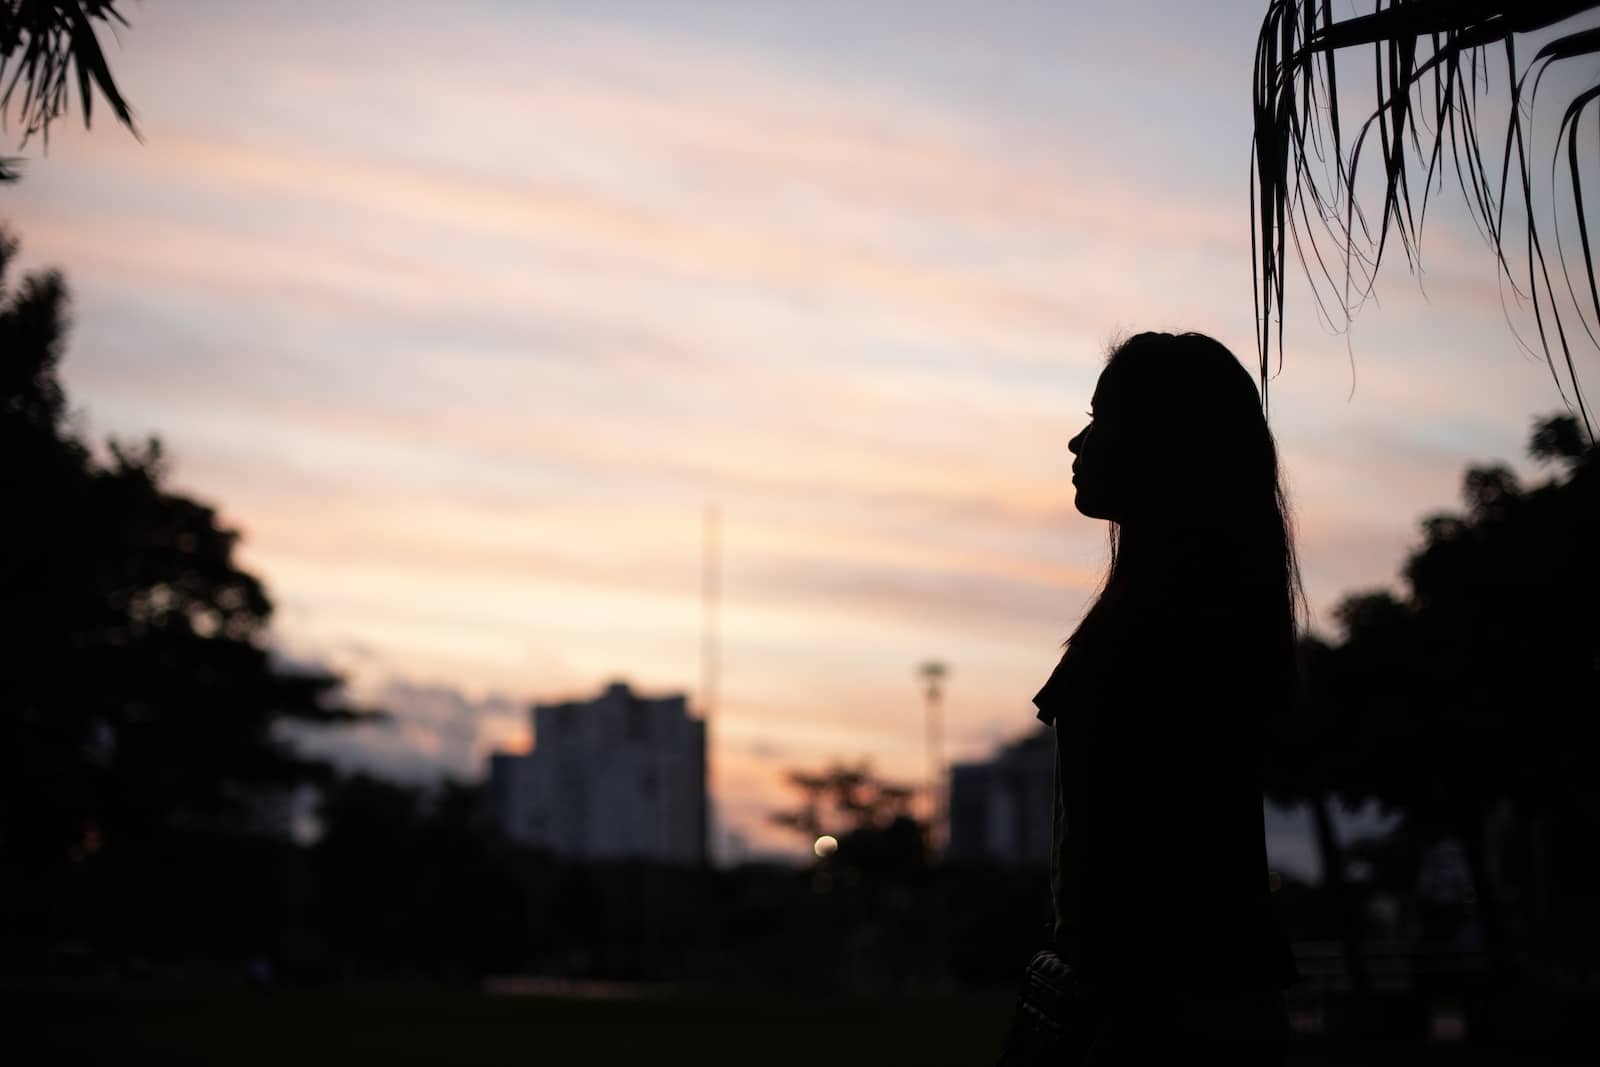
[1090,370,1120,407]
[1094,357,1183,409]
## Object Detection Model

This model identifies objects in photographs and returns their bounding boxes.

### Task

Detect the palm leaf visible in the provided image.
[1252,0,1600,440]
[0,1,139,151]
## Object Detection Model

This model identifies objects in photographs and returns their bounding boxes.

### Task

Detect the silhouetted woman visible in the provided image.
[1009,332,1302,1065]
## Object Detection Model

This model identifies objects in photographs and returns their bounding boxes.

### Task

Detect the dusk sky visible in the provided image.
[6,1,1589,864]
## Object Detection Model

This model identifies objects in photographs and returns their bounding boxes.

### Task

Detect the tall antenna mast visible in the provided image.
[701,502,720,719]
[701,502,721,861]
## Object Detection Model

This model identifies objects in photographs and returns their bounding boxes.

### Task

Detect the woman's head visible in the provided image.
[1067,331,1304,653]
[1069,331,1279,529]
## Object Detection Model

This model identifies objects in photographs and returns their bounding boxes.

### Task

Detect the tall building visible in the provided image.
[489,681,707,864]
[946,728,1054,867]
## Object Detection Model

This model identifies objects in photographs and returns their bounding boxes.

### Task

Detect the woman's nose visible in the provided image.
[1067,427,1084,455]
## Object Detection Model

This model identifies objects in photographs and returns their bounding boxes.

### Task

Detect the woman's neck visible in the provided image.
[1114,519,1227,574]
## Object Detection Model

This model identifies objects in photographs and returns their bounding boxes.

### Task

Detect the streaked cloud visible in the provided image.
[7,0,1591,862]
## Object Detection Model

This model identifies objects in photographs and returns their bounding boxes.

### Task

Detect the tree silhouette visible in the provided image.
[0,224,381,963]
[769,759,926,875]
[1252,1,1600,435]
[1268,632,1384,994]
[312,774,527,979]
[769,760,917,843]
[1298,412,1599,983]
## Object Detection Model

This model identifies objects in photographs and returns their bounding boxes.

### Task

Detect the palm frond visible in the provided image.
[1253,0,1600,440]
[0,0,139,149]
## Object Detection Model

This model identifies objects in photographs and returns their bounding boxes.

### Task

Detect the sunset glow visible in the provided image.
[7,0,1586,862]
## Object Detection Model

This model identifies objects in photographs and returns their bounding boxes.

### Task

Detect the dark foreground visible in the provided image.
[9,985,1590,1066]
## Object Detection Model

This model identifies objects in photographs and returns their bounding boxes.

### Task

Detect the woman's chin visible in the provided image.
[1073,491,1109,521]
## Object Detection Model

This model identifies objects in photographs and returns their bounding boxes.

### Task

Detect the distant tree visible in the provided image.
[310,774,526,978]
[1267,632,1385,994]
[1251,1,1600,435]
[0,1,141,180]
[1395,416,1596,976]
[1305,413,1599,981]
[769,760,925,879]
[0,224,380,963]
[769,760,917,843]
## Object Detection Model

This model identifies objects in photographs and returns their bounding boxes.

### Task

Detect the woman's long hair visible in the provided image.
[1067,331,1306,701]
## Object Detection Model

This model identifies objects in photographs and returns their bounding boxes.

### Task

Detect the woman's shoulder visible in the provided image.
[1032,568,1279,709]
[1032,605,1248,724]
[1031,625,1124,726]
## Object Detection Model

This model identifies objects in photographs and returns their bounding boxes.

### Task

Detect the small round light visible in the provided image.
[813,834,838,857]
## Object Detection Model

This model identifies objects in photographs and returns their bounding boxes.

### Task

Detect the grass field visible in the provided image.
[8,985,1589,1065]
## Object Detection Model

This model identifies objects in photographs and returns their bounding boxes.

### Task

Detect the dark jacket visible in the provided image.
[1032,573,1300,994]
